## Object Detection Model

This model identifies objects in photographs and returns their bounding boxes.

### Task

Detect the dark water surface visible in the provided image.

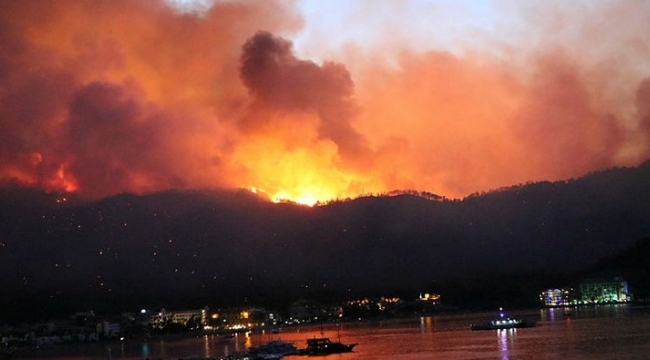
[15,304,650,359]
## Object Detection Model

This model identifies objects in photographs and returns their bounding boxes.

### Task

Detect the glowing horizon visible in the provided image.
[1,0,650,204]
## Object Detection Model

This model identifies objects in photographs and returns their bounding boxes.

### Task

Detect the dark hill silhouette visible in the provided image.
[0,159,649,321]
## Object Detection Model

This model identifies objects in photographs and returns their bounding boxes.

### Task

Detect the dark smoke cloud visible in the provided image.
[239,31,368,158]
[0,0,304,199]
[65,81,159,197]
[0,0,649,202]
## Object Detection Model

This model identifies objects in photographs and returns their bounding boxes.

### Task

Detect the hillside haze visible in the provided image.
[1,159,649,321]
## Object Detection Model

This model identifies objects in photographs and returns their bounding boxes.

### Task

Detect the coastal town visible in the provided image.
[1,276,633,356]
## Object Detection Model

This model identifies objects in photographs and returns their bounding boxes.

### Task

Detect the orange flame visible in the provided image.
[230,111,382,206]
[46,165,78,194]
[0,1,649,202]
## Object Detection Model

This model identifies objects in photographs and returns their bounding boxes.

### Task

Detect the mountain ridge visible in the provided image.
[1,161,649,321]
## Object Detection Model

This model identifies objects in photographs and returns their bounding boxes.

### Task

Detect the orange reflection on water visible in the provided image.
[420,316,434,333]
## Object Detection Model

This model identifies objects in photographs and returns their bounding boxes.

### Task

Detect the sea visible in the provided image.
[9,304,650,359]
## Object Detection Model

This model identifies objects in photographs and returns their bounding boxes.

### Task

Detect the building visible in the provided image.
[541,278,632,306]
[540,288,573,307]
[578,278,631,304]
[152,308,207,330]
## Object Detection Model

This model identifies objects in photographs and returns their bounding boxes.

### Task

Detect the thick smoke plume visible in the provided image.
[1,0,649,202]
[240,31,367,157]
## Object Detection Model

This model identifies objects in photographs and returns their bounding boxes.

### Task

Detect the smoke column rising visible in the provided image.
[1,0,649,203]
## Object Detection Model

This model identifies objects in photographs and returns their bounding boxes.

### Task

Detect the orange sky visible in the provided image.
[1,0,649,204]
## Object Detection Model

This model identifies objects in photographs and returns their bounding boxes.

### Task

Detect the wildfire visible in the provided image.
[1,1,649,203]
[234,127,378,206]
[271,190,314,206]
[251,186,338,207]
[45,165,78,194]
[271,189,321,207]
[249,186,321,206]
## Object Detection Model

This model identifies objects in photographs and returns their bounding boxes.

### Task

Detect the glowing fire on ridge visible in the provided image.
[249,187,319,207]
[1,1,649,203]
[257,165,344,207]
[233,114,380,206]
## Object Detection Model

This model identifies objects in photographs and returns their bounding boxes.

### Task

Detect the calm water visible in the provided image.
[15,304,650,359]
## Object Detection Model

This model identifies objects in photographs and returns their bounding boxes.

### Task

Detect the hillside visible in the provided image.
[0,160,649,321]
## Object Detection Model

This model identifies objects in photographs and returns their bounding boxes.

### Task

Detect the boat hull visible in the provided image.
[470,320,536,331]
[298,338,357,355]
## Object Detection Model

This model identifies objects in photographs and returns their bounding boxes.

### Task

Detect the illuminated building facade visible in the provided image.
[541,278,632,306]
[578,278,631,304]
[152,308,207,329]
[540,288,573,307]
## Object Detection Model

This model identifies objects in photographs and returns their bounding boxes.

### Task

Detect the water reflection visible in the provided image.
[541,303,632,325]
[497,328,516,360]
[540,307,556,322]
[142,342,150,358]
[420,316,434,333]
[26,306,650,360]
[541,306,576,322]
[203,334,210,358]
[244,331,252,350]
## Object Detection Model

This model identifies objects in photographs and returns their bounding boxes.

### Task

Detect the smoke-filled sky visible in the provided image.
[2,0,650,205]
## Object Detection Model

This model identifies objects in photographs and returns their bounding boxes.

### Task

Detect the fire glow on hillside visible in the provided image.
[1,1,650,205]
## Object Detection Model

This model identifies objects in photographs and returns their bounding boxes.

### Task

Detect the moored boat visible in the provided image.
[298,337,357,355]
[470,308,537,331]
